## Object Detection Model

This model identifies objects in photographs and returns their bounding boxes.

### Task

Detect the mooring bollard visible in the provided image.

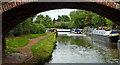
[118,40,120,65]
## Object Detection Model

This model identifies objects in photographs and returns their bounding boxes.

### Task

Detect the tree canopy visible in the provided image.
[69,9,118,29]
[7,16,46,37]
[56,15,70,22]
[34,14,53,27]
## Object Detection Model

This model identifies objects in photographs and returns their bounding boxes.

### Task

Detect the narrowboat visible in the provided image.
[92,29,120,43]
[71,29,82,34]
[109,30,120,43]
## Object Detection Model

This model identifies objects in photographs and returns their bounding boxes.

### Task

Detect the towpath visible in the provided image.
[2,33,51,64]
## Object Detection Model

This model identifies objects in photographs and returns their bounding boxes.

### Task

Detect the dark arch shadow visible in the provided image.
[2,2,120,36]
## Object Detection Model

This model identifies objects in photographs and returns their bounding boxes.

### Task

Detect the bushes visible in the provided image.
[7,18,46,37]
[39,24,46,34]
[46,24,59,28]
[33,23,46,34]
[59,22,73,29]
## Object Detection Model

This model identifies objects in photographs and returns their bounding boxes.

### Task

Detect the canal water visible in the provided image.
[48,33,119,63]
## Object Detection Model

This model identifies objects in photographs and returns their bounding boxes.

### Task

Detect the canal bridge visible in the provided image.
[1,0,120,53]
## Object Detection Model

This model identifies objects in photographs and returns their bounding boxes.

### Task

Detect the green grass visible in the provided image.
[6,37,29,48]
[20,33,47,39]
[6,36,29,53]
[6,47,21,53]
[30,33,56,64]
[6,33,47,53]
[6,33,47,48]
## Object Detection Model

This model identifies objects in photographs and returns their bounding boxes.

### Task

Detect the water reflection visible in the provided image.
[49,35,119,63]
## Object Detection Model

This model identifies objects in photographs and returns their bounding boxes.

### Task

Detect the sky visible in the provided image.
[33,9,77,21]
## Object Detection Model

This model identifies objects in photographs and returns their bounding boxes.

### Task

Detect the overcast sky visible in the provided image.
[33,9,77,21]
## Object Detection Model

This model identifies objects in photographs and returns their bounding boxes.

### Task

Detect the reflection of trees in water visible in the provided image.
[57,36,93,48]
[57,36,72,44]
[87,35,119,63]
[71,36,93,48]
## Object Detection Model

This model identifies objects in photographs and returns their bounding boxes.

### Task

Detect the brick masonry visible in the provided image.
[0,1,120,14]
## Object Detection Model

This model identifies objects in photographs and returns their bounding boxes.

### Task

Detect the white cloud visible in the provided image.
[33,9,77,21]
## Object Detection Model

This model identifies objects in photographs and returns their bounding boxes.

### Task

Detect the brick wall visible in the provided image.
[0,1,120,14]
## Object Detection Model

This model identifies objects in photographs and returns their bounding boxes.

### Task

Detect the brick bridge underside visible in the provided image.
[2,2,120,53]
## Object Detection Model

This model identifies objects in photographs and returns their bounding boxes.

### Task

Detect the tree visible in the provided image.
[84,13,92,26]
[56,15,70,22]
[70,10,88,28]
[7,16,46,37]
[92,13,104,27]
[69,9,115,28]
[53,18,56,24]
[44,15,52,27]
[34,14,45,24]
[33,23,46,34]
[60,15,70,22]
[57,15,62,21]
[34,14,53,27]
[105,18,114,27]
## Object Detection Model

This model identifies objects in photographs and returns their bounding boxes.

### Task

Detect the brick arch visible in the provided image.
[1,2,120,53]
[2,2,120,35]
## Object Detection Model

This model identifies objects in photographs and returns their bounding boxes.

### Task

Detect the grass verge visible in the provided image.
[6,37,29,48]
[20,33,47,39]
[6,47,21,53]
[30,33,56,64]
[6,33,47,53]
[6,36,29,53]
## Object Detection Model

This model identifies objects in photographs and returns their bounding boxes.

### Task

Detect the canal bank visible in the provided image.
[22,33,57,65]
[2,33,57,65]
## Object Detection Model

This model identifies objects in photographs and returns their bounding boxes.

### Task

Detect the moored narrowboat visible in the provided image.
[109,30,120,43]
[71,29,82,34]
[92,29,120,43]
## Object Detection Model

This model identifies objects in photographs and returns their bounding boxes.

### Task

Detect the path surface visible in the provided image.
[2,33,51,64]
